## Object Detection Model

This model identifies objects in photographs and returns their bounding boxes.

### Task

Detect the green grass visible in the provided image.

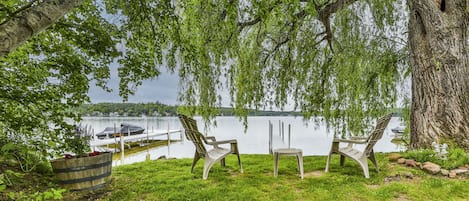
[68,154,469,201]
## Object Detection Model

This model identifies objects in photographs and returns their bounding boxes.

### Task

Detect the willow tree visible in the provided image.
[1,0,469,150]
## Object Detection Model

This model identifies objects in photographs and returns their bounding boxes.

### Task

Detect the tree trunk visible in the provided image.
[408,0,469,150]
[0,0,84,58]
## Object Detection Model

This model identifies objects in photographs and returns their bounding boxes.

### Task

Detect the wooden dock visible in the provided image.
[90,129,182,148]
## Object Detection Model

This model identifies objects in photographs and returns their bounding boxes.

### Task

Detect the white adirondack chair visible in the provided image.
[325,113,393,178]
[178,114,243,179]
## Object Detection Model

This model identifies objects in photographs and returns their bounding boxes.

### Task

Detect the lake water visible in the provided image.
[80,116,406,166]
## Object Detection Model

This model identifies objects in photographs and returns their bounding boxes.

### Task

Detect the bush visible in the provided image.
[403,149,439,163]
[439,148,469,169]
[403,148,469,169]
[0,142,52,174]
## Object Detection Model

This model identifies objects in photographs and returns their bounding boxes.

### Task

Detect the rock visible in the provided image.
[388,153,403,161]
[451,169,469,175]
[449,172,457,178]
[397,158,406,164]
[422,162,441,175]
[441,169,449,176]
[405,159,417,167]
[157,155,167,160]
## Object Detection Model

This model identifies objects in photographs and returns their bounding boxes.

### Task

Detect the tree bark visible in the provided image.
[408,0,469,149]
[0,0,84,57]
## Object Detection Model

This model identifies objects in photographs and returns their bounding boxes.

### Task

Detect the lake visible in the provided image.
[80,116,406,166]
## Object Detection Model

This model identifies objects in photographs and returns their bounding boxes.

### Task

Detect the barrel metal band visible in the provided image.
[58,171,111,185]
[53,160,112,173]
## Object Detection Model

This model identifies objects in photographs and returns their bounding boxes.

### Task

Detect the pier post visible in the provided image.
[113,123,117,153]
[269,121,272,154]
[281,122,284,142]
[145,119,150,161]
[288,124,291,149]
[167,123,170,157]
[120,134,124,165]
[180,128,183,142]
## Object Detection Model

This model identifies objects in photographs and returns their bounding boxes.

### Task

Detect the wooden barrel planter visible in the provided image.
[51,152,112,191]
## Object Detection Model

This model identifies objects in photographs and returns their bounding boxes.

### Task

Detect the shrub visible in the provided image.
[403,148,469,169]
[403,149,438,163]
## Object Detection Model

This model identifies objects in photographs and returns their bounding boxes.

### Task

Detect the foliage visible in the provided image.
[404,148,469,169]
[7,188,65,201]
[2,143,36,173]
[78,102,179,117]
[403,149,440,164]
[0,156,62,201]
[0,170,24,192]
[0,133,51,173]
[71,154,469,201]
[0,0,121,160]
[63,135,91,157]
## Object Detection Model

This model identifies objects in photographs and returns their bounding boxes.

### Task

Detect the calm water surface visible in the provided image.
[80,116,405,166]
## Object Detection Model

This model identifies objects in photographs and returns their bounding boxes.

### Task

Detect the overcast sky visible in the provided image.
[87,62,180,105]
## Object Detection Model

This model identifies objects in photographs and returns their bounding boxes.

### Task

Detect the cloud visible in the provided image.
[87,63,179,105]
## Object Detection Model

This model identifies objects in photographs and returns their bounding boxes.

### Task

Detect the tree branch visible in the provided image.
[262,10,308,65]
[0,0,85,58]
[237,1,282,31]
[238,17,261,29]
[316,0,358,52]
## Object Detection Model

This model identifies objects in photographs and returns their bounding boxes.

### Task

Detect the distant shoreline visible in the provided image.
[79,102,403,118]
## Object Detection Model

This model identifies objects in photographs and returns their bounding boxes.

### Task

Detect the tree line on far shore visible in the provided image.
[79,102,299,117]
[78,102,403,117]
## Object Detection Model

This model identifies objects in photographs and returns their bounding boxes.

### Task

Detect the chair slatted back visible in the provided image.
[364,113,393,155]
[178,114,207,157]
[178,114,199,140]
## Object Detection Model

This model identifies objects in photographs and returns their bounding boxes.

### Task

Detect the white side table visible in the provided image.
[273,148,304,179]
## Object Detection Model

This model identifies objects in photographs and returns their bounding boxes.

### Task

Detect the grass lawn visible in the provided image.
[65,154,469,201]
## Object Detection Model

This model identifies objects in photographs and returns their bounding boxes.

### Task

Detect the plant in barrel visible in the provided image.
[51,127,112,191]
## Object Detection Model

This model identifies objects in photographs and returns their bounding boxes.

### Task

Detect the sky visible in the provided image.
[87,62,180,105]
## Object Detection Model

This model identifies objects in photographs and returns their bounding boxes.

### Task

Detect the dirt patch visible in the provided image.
[62,182,113,201]
[303,171,324,178]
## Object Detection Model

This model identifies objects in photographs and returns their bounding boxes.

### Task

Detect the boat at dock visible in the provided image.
[96,123,145,139]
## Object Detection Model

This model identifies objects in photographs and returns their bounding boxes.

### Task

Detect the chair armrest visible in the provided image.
[205,136,217,142]
[206,139,237,146]
[335,138,367,144]
[350,136,368,140]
